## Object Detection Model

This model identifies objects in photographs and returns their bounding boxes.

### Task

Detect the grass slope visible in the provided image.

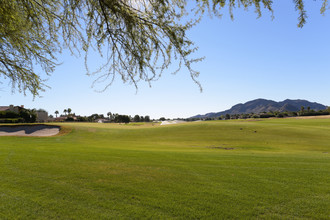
[0,118,329,219]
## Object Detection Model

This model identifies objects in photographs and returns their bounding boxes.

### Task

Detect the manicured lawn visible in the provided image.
[0,118,329,219]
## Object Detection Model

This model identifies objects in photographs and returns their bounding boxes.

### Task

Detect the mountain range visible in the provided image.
[191,99,327,119]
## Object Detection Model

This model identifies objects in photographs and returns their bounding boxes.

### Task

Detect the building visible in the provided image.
[36,110,49,122]
[1,105,50,122]
[0,105,25,113]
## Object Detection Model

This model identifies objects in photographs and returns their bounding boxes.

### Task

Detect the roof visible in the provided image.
[0,106,10,111]
[0,105,25,112]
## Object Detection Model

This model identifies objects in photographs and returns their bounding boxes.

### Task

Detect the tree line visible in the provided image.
[0,109,37,123]
[75,114,151,123]
[54,110,152,124]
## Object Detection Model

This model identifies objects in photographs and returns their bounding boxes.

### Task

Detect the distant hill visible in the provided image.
[191,99,327,119]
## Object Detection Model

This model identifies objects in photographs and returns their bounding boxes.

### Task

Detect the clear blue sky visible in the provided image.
[1,1,330,119]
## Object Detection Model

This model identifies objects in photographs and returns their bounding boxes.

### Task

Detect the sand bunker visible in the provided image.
[0,125,60,137]
[160,120,186,125]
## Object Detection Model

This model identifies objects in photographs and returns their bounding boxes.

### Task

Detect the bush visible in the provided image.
[77,116,88,122]
[65,117,74,121]
[19,110,36,123]
[0,118,23,123]
[0,111,20,119]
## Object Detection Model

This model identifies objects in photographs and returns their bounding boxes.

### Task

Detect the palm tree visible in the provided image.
[67,108,72,116]
[64,109,67,115]
[55,110,59,118]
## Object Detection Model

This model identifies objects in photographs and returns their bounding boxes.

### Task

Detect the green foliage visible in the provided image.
[88,113,104,121]
[76,116,89,122]
[0,109,36,122]
[18,109,36,123]
[0,0,59,95]
[65,117,75,122]
[133,115,141,122]
[144,115,150,122]
[114,114,130,123]
[133,115,150,122]
[0,0,328,96]
[0,111,19,119]
[0,118,23,123]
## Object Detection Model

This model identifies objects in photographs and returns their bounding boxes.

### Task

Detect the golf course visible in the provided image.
[0,118,329,219]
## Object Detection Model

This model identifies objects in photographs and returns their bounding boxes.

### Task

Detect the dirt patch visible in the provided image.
[207,146,235,150]
[294,115,330,119]
[0,124,60,137]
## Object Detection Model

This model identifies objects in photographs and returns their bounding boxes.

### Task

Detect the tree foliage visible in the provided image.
[0,108,36,123]
[0,0,328,96]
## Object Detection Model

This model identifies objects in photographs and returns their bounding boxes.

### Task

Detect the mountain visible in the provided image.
[190,99,327,119]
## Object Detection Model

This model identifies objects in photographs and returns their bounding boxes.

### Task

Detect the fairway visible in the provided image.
[0,118,329,219]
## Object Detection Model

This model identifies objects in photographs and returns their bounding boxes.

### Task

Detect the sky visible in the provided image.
[1,1,330,119]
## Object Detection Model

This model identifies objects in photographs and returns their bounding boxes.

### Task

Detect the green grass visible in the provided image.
[0,118,329,219]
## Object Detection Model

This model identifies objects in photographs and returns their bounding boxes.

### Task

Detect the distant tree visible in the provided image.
[64,109,67,116]
[299,106,305,116]
[307,106,311,112]
[144,116,150,122]
[225,114,230,120]
[55,110,59,118]
[67,108,72,115]
[65,117,74,122]
[290,111,298,117]
[114,114,130,123]
[159,117,166,121]
[107,112,112,120]
[77,116,88,122]
[88,113,100,121]
[133,115,140,122]
[122,115,130,124]
[19,109,36,123]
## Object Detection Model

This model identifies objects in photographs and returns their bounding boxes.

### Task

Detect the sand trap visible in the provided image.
[160,120,186,125]
[0,125,60,137]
